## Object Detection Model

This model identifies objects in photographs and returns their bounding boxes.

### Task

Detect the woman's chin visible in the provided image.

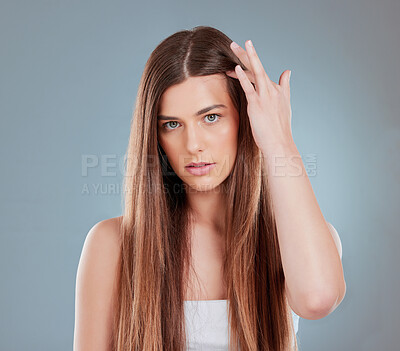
[184,181,221,193]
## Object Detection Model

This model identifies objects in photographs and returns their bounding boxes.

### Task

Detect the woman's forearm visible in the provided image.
[262,141,346,319]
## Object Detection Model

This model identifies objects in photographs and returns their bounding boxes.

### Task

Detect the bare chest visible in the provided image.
[184,227,226,301]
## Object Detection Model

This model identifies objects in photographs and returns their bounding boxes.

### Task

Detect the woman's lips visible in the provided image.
[185,163,216,176]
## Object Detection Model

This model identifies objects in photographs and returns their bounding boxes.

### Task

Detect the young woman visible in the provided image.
[74,26,345,351]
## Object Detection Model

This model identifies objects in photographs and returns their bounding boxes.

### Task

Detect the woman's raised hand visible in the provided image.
[226,40,295,153]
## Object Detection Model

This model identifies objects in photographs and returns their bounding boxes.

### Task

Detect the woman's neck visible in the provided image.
[186,187,226,233]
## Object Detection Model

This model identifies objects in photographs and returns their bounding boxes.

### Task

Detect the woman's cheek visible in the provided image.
[214,124,238,148]
[212,123,234,139]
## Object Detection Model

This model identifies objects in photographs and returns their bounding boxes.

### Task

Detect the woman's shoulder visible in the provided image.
[74,216,123,349]
[80,216,123,267]
[88,216,123,242]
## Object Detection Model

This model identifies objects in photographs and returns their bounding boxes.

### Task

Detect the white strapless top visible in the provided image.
[184,299,300,350]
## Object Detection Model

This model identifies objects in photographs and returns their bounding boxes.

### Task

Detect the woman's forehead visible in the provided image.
[159,75,231,115]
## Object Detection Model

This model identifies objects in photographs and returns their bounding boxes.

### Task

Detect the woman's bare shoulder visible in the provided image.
[77,214,124,289]
[86,215,122,245]
[88,216,123,244]
[74,216,123,350]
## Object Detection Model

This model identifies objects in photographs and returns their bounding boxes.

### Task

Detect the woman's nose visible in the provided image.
[185,123,205,152]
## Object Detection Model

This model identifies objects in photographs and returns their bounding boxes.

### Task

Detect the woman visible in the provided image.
[74,26,345,351]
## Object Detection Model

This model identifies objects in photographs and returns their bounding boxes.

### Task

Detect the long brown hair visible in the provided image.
[113,25,298,351]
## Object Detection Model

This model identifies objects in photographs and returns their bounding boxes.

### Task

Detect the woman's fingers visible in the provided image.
[234,64,258,103]
[229,40,276,93]
[230,41,252,71]
[226,69,256,84]
[244,40,271,93]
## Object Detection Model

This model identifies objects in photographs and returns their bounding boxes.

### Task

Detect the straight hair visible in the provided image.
[113,25,298,351]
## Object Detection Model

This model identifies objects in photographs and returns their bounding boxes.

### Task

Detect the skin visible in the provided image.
[157,74,239,233]
[157,74,240,300]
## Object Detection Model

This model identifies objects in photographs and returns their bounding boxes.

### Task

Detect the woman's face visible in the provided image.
[157,74,239,192]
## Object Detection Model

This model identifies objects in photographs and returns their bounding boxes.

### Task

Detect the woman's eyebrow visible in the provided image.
[157,104,227,121]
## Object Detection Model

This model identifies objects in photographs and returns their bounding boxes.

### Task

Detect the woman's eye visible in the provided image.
[163,121,180,130]
[162,114,221,131]
[204,114,221,123]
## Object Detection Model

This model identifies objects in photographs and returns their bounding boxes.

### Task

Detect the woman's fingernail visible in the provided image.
[248,40,253,47]
[231,41,239,49]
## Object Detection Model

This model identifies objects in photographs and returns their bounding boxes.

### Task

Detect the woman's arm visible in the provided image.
[73,217,121,351]
[226,40,346,320]
[263,142,346,320]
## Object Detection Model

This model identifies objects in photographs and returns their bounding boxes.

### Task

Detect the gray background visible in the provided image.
[1,0,399,350]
